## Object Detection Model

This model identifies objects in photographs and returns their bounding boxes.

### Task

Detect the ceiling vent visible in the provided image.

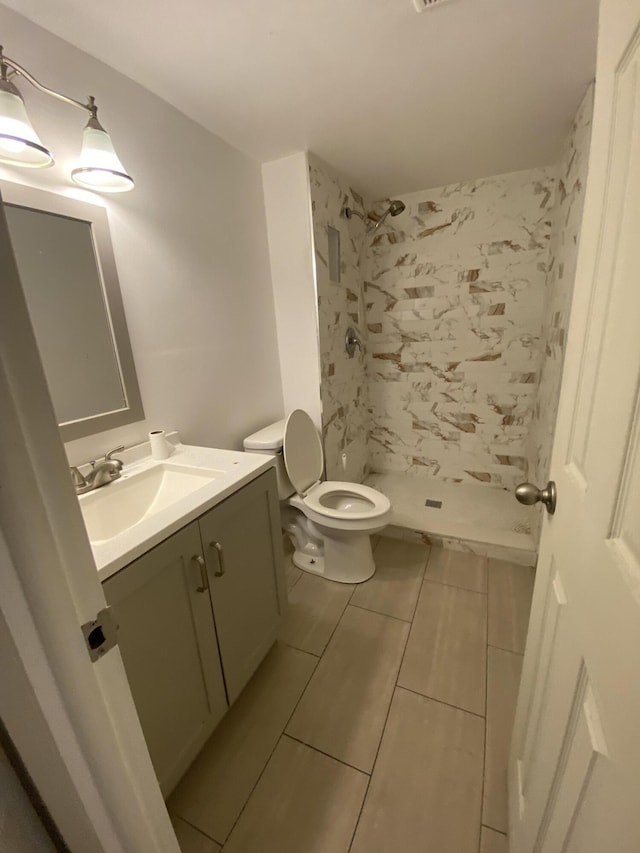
[413,0,454,11]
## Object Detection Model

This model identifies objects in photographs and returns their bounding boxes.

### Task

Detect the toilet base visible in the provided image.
[291,551,326,577]
[293,533,375,584]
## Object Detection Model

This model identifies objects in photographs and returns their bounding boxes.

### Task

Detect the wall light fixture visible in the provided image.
[0,45,134,193]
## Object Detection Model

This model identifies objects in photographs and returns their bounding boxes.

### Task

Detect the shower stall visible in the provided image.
[301,86,593,566]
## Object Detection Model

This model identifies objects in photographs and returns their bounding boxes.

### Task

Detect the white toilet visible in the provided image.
[243,409,391,583]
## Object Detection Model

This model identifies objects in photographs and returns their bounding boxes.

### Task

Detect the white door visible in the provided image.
[0,188,181,851]
[509,0,640,850]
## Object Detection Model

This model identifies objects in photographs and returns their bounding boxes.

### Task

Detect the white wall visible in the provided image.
[0,5,284,465]
[262,152,322,429]
[307,153,371,482]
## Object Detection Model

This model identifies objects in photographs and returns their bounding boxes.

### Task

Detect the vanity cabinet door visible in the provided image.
[199,468,282,704]
[103,522,227,795]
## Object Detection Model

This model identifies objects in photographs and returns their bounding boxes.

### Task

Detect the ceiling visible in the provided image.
[2,0,599,198]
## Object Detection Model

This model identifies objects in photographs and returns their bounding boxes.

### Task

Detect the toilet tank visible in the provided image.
[243,420,295,499]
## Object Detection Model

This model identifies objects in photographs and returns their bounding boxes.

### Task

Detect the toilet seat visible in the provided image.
[289,484,391,532]
[301,480,389,519]
[304,480,389,519]
[283,410,391,531]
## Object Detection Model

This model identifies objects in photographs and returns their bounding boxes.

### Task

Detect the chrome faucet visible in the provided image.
[345,326,363,358]
[71,446,125,495]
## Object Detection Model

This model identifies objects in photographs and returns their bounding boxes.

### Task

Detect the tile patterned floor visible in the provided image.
[168,538,535,852]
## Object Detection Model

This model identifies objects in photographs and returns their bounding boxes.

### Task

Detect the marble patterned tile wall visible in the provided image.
[308,153,371,481]
[365,167,556,489]
[528,85,595,490]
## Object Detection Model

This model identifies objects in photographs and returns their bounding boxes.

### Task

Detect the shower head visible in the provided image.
[388,200,406,217]
[372,199,406,231]
[343,199,406,232]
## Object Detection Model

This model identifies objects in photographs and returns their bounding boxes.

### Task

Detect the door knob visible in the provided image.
[515,481,557,515]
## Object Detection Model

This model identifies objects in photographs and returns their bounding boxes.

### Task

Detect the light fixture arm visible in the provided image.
[0,44,133,191]
[0,45,96,118]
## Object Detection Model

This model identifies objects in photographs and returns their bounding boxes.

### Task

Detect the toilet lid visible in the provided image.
[283,410,324,495]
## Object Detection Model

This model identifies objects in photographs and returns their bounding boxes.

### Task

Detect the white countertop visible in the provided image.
[84,443,276,582]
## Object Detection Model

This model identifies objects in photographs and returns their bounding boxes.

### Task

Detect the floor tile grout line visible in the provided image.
[348,601,413,624]
[285,559,417,782]
[424,544,489,595]
[406,546,437,619]
[327,537,431,850]
[289,582,370,853]
[347,639,412,852]
[287,568,303,592]
[482,823,508,836]
[394,546,432,691]
[287,576,302,593]
[346,575,358,605]
[406,547,432,621]
[394,684,487,720]
[488,642,525,657]
[281,585,355,735]
[395,545,435,670]
[283,733,372,777]
[219,648,321,848]
[360,542,430,624]
[278,638,321,658]
[284,549,303,592]
[395,548,488,723]
[291,538,431,852]
[281,574,355,658]
[170,813,221,846]
[423,575,488,595]
[316,586,357,656]
[347,546,425,853]
[282,646,323,739]
[422,576,488,600]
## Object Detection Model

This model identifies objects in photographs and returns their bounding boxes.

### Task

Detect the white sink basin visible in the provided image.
[80,442,276,582]
[80,461,223,544]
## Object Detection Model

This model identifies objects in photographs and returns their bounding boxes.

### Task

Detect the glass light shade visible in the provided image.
[71,124,134,193]
[0,86,53,168]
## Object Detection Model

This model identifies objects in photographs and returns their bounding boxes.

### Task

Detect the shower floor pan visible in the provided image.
[365,472,537,566]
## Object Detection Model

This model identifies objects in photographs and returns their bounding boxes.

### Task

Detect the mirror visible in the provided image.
[1,182,144,441]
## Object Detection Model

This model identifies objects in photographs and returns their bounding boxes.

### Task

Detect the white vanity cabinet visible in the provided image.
[102,467,284,795]
[102,521,227,794]
[199,469,282,703]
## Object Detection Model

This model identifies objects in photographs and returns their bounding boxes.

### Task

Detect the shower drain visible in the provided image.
[425,499,443,509]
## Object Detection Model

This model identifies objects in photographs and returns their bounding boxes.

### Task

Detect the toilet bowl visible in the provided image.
[243,410,391,583]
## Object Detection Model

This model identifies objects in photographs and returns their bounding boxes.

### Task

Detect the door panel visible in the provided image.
[200,470,281,704]
[540,683,607,852]
[519,565,567,789]
[509,2,640,850]
[516,569,585,850]
[609,388,640,565]
[566,30,640,476]
[103,522,227,794]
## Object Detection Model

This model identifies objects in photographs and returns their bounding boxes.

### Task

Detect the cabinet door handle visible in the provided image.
[209,541,226,577]
[192,555,209,592]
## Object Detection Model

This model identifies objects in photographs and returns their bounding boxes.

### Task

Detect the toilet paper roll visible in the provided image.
[149,430,174,460]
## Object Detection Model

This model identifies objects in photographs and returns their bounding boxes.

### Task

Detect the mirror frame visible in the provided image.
[0,181,144,441]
